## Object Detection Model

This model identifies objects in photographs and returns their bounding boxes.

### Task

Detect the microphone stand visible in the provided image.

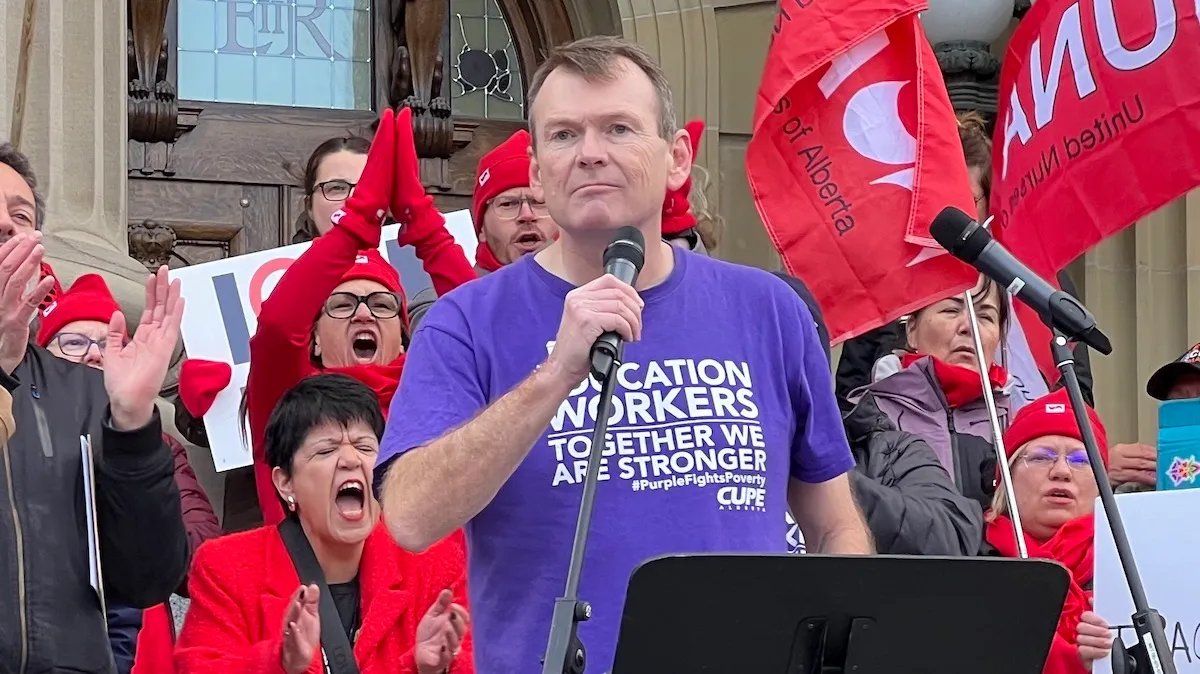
[1049,333,1175,674]
[541,356,621,674]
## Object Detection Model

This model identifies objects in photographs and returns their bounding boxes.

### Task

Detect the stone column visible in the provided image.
[1,0,148,320]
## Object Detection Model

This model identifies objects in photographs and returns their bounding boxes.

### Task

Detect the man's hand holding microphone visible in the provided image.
[544,227,647,386]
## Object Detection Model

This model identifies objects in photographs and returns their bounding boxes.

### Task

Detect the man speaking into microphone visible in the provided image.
[377,35,871,673]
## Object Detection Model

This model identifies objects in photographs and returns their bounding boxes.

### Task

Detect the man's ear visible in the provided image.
[528,145,542,193]
[665,128,694,192]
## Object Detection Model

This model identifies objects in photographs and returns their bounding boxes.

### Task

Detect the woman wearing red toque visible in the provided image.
[176,373,471,674]
[245,108,477,526]
[984,388,1114,673]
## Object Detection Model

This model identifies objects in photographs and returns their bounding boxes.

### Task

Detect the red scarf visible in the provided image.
[987,514,1094,674]
[326,355,405,417]
[901,352,1007,408]
[474,242,504,273]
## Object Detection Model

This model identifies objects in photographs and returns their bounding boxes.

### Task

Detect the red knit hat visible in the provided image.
[36,274,123,347]
[339,249,408,330]
[1002,388,1110,468]
[472,129,532,234]
[661,119,706,236]
[178,359,233,417]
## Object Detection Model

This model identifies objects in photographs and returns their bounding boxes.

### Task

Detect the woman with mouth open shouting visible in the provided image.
[176,374,471,674]
[246,108,477,527]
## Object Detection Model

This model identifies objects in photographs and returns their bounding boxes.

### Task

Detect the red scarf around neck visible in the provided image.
[474,241,504,273]
[987,514,1094,674]
[325,354,406,416]
[901,352,1007,408]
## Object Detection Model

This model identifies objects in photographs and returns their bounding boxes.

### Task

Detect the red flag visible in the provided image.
[748,1,978,344]
[993,0,1200,379]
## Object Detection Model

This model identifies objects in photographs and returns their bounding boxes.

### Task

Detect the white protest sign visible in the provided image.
[1094,490,1200,672]
[169,211,477,472]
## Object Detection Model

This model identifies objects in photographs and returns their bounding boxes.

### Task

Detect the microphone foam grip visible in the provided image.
[929,206,991,263]
[604,226,646,271]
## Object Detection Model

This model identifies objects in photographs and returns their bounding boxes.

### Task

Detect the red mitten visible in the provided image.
[332,109,398,249]
[391,107,441,246]
[179,359,233,417]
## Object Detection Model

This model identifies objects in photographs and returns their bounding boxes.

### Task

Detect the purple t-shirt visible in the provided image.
[378,246,852,673]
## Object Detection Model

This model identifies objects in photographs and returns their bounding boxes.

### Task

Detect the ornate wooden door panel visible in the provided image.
[125,0,588,531]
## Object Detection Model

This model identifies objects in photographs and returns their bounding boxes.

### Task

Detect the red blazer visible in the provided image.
[174,522,473,674]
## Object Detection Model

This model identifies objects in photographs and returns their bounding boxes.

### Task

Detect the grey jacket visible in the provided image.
[845,396,983,555]
[850,356,1010,511]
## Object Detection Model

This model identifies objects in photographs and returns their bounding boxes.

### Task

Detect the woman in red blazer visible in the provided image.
[176,374,472,674]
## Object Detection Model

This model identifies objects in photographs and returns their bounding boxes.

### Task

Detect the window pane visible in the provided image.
[450,0,525,120]
[177,0,372,110]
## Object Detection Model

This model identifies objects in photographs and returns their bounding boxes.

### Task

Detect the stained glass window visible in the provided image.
[450,0,525,120]
[176,0,373,110]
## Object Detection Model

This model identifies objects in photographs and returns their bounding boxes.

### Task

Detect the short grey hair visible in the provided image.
[0,143,44,230]
[526,35,678,141]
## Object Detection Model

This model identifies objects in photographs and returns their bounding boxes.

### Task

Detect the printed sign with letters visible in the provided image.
[170,211,477,471]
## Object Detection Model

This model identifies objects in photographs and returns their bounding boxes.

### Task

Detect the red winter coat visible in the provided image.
[175,522,473,674]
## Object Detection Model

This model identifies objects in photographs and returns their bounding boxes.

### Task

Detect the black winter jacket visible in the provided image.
[0,345,190,674]
[844,397,983,555]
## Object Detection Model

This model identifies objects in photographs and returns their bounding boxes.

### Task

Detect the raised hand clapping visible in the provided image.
[414,589,470,674]
[280,584,322,674]
[0,233,56,374]
[103,265,184,431]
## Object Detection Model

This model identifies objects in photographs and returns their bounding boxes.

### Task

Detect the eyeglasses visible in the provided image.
[53,333,110,357]
[1020,447,1092,471]
[314,180,356,202]
[322,292,401,320]
[489,196,549,220]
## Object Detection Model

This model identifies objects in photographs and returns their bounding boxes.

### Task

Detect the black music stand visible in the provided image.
[612,554,1070,674]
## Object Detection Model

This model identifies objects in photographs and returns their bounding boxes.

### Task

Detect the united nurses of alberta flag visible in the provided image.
[992,0,1200,278]
[544,342,769,509]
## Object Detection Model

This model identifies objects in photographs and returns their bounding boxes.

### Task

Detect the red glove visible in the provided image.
[178,359,233,417]
[391,106,442,247]
[333,109,397,249]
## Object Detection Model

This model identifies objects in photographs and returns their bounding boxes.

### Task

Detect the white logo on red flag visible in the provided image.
[747,2,977,343]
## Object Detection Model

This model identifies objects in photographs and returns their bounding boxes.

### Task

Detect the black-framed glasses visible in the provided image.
[322,292,401,320]
[489,196,549,219]
[314,179,357,202]
[1020,447,1091,471]
[53,333,109,358]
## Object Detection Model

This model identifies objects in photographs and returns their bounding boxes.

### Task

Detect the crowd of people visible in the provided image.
[0,33,1194,674]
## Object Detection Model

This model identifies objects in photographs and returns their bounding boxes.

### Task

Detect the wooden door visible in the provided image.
[126,0,584,530]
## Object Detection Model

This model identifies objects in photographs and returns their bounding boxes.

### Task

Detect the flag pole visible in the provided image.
[964,289,1028,559]
[10,0,39,148]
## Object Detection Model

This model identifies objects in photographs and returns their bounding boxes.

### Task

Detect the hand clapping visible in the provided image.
[103,265,185,431]
[280,584,322,674]
[0,233,56,374]
[414,589,470,674]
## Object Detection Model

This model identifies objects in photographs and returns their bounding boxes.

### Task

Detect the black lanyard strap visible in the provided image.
[277,516,362,674]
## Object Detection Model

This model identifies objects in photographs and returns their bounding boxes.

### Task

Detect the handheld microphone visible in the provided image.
[589,227,646,381]
[929,207,1113,355]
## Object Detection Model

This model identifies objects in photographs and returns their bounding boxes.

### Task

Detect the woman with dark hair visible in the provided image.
[246,109,476,525]
[291,136,372,244]
[176,374,472,673]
